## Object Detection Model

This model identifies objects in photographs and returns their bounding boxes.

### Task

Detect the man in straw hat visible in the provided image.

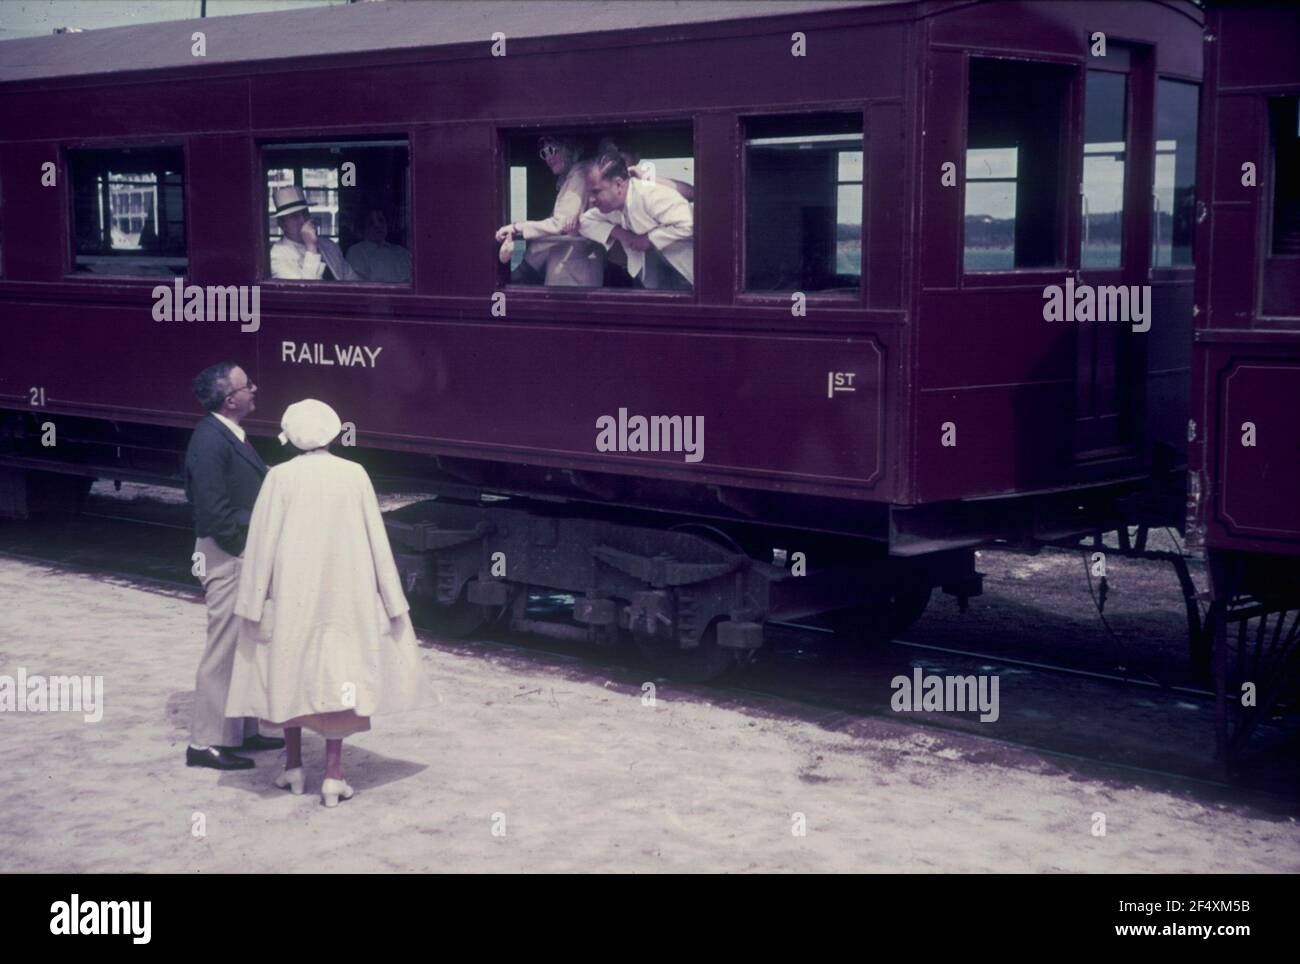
[269,185,359,281]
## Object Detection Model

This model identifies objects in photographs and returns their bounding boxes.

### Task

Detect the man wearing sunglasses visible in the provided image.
[494,135,605,286]
[182,362,282,771]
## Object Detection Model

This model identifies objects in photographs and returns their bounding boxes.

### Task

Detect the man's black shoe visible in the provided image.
[233,734,286,752]
[186,746,255,770]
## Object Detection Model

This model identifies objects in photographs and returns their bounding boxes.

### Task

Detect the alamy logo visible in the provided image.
[890,667,1000,722]
[0,668,103,722]
[50,894,150,944]
[152,280,260,333]
[596,408,704,463]
[1042,277,1150,332]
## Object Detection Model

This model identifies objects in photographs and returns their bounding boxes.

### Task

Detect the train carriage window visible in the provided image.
[743,113,863,294]
[964,59,1072,272]
[1153,79,1199,268]
[262,139,410,284]
[1082,70,1128,269]
[69,147,187,277]
[501,126,694,291]
[1262,94,1300,318]
[1268,95,1300,257]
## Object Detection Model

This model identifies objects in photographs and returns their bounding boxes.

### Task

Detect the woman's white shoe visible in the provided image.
[273,766,305,795]
[320,777,354,808]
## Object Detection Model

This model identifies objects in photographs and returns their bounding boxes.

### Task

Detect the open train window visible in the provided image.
[964,59,1072,272]
[68,146,186,277]
[1268,96,1300,257]
[742,112,863,294]
[1153,79,1199,268]
[500,126,694,291]
[1262,95,1300,318]
[262,138,410,284]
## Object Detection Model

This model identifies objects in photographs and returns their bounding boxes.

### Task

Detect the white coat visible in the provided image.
[579,177,694,286]
[224,450,426,725]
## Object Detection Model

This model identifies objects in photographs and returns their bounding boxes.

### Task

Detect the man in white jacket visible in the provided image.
[579,150,693,289]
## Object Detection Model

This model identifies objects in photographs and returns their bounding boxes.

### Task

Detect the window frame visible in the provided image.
[1149,73,1201,281]
[1079,58,1133,274]
[495,117,698,303]
[62,139,191,282]
[960,54,1078,282]
[1257,91,1300,323]
[256,131,415,290]
[735,106,867,306]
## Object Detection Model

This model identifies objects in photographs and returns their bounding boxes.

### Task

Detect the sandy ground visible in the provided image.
[0,554,1297,873]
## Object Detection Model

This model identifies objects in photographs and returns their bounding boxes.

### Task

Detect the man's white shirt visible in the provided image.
[213,411,246,444]
[270,236,358,281]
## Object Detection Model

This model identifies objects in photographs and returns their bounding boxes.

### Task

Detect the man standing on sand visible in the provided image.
[183,362,284,770]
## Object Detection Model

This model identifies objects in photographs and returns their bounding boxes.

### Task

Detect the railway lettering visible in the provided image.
[151,280,261,333]
[595,407,704,463]
[1041,278,1151,332]
[280,341,383,368]
[890,667,999,722]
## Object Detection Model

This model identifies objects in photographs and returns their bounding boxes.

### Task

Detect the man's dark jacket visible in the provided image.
[184,414,269,557]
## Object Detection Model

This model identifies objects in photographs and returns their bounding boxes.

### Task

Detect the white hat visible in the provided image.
[278,398,341,450]
[272,185,311,219]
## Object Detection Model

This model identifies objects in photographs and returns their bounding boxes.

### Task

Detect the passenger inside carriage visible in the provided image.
[495,135,605,286]
[597,138,696,203]
[346,209,412,283]
[579,150,694,290]
[269,186,359,282]
[499,127,695,289]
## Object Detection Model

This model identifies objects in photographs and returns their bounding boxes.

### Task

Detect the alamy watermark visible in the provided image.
[596,407,704,463]
[50,894,150,943]
[890,667,999,722]
[1042,277,1150,333]
[152,280,260,333]
[0,668,103,722]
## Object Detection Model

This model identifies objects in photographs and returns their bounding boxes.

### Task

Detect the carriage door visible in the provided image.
[1075,45,1147,461]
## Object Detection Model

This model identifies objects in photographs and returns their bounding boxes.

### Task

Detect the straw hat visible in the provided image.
[272,185,311,219]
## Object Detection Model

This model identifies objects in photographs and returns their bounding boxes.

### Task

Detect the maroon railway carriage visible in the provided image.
[1190,2,1300,769]
[0,0,1204,678]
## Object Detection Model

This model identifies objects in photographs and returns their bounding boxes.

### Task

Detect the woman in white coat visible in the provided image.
[225,399,426,807]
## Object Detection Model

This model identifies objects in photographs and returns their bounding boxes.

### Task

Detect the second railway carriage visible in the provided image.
[1190,1,1300,770]
[0,0,1205,678]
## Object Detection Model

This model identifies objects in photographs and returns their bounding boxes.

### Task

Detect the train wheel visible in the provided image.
[826,584,932,645]
[0,469,92,521]
[410,589,490,639]
[888,584,933,635]
[635,622,735,684]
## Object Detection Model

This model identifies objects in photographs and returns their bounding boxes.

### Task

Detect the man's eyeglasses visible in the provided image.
[225,381,255,399]
[538,143,561,162]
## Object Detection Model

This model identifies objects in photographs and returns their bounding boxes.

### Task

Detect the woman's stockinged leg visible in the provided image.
[285,726,302,769]
[324,738,343,780]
